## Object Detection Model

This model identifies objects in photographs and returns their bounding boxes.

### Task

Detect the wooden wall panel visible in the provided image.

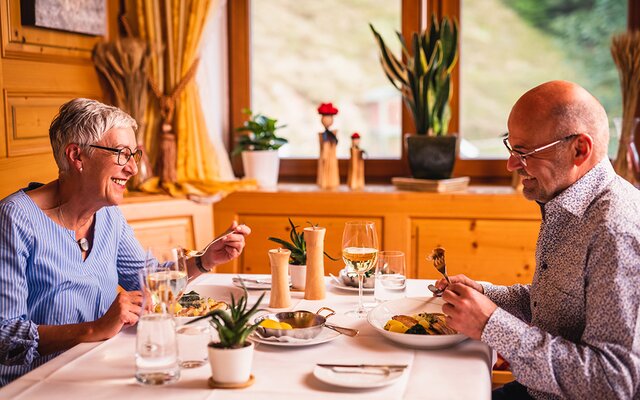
[0,0,113,197]
[237,215,383,276]
[129,217,195,262]
[5,93,74,156]
[412,218,538,285]
[213,185,541,281]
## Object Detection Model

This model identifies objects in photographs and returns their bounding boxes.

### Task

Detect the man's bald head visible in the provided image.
[508,80,609,161]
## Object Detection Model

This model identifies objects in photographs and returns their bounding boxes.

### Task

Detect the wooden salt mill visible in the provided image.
[303,226,326,300]
[347,132,365,190]
[268,248,292,308]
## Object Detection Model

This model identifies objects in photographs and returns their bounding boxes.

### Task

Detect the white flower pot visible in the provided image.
[289,264,306,290]
[242,150,280,188]
[208,341,254,384]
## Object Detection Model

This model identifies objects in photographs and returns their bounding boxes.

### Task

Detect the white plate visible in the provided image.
[367,297,467,349]
[313,365,404,388]
[249,327,340,347]
[329,278,374,293]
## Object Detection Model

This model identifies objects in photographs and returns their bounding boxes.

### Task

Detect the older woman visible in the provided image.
[0,98,250,385]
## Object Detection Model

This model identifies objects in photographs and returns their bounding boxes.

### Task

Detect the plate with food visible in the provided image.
[367,297,467,349]
[171,284,246,317]
[328,268,375,293]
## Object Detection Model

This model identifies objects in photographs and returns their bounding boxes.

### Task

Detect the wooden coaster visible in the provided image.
[208,374,255,389]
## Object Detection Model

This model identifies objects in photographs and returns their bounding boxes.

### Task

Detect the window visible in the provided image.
[229,0,636,182]
[459,0,627,160]
[251,0,402,160]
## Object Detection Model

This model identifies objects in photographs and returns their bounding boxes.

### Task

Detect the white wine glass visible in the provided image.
[342,221,378,318]
[144,248,189,314]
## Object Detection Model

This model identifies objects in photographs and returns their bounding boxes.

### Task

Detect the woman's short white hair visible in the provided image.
[49,98,137,173]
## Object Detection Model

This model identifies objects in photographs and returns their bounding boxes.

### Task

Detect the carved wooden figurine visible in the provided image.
[317,103,340,189]
[347,132,365,190]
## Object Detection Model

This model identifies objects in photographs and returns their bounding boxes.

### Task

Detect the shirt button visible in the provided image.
[541,262,548,270]
[533,301,537,307]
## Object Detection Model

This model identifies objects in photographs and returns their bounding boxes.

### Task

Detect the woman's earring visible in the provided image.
[79,167,83,172]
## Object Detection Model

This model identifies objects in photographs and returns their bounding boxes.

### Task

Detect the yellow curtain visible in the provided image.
[135,0,255,197]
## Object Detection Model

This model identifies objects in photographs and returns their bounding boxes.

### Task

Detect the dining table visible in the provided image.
[0,274,493,400]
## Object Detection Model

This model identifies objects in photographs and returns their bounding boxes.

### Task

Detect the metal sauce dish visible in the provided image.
[256,307,359,339]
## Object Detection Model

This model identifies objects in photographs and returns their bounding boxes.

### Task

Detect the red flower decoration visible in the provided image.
[317,103,339,116]
[351,132,361,139]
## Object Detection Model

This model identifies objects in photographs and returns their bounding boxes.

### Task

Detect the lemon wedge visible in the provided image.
[279,322,293,330]
[259,319,282,329]
[384,319,409,333]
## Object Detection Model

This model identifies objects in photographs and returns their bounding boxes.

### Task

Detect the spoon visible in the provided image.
[428,284,444,297]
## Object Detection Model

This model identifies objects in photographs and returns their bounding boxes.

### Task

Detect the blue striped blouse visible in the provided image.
[0,187,145,386]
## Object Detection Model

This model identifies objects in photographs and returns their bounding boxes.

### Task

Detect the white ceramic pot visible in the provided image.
[289,264,306,289]
[208,341,254,384]
[241,150,280,188]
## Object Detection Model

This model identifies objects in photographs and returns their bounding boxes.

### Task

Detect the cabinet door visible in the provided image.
[239,215,383,275]
[413,219,538,285]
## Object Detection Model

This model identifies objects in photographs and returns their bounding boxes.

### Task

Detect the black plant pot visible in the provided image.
[405,135,458,180]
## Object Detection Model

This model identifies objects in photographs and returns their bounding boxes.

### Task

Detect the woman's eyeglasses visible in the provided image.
[89,145,143,166]
[502,134,579,167]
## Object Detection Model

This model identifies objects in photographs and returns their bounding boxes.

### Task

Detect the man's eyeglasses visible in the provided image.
[89,145,142,166]
[502,134,579,167]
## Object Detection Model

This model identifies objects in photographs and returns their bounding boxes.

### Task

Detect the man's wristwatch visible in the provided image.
[195,256,209,273]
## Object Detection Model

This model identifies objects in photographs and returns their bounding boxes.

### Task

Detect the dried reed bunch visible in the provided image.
[610,31,640,183]
[93,38,153,187]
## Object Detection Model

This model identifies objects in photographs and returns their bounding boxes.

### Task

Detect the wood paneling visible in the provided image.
[119,195,215,263]
[5,93,74,156]
[413,218,538,285]
[213,184,541,282]
[238,215,383,276]
[1,0,107,61]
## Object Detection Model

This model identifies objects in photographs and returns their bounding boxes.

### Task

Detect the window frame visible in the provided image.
[228,0,637,184]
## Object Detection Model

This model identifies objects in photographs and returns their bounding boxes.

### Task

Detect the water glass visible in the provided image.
[135,313,180,385]
[176,319,211,368]
[374,251,406,303]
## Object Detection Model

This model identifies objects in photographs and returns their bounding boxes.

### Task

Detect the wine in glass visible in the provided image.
[144,248,189,314]
[342,221,378,318]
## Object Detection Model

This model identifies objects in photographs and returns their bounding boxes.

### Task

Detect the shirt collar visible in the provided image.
[544,158,615,218]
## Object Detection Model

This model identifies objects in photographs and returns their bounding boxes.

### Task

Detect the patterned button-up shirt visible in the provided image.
[481,159,640,399]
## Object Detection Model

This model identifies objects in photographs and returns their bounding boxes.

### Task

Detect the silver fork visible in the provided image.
[429,247,450,284]
[186,226,241,257]
[427,247,448,296]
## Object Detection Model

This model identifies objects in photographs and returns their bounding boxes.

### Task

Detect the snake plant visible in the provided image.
[188,289,265,349]
[370,14,458,136]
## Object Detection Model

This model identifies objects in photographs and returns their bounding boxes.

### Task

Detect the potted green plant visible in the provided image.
[370,14,459,179]
[268,218,337,290]
[188,289,265,385]
[234,108,288,188]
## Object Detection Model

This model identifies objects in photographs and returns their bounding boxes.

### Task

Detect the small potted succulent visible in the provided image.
[188,289,265,384]
[233,108,288,188]
[268,218,337,289]
[370,14,459,179]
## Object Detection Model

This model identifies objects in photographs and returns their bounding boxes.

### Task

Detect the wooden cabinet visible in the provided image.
[412,218,538,285]
[214,184,541,284]
[119,195,214,262]
[239,215,383,275]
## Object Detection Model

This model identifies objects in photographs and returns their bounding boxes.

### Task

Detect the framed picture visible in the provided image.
[20,0,106,36]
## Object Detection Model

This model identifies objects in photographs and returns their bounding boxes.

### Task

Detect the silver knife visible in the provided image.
[317,364,408,369]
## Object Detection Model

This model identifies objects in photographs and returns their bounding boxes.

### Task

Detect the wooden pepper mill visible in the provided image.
[303,226,326,300]
[268,248,292,308]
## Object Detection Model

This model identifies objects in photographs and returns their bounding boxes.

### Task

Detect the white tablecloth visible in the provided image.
[0,274,492,399]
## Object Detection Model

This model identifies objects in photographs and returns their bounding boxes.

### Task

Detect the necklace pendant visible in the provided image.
[78,238,89,252]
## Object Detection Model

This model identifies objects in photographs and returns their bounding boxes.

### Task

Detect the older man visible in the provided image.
[436,81,640,399]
